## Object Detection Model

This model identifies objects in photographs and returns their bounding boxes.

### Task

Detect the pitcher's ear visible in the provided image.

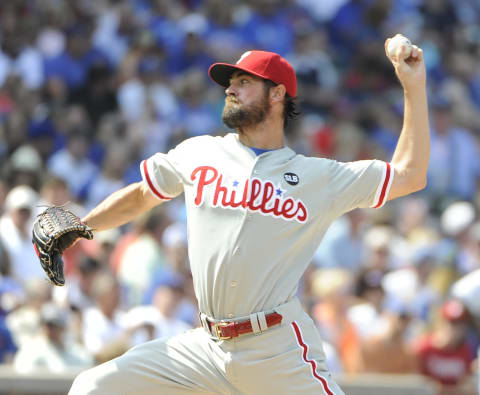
[270,84,286,102]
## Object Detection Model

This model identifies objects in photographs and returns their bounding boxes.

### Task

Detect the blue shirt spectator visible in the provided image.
[240,7,294,56]
[427,100,480,201]
[0,313,16,363]
[44,27,110,89]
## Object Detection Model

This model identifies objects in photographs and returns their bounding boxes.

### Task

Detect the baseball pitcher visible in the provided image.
[64,35,429,394]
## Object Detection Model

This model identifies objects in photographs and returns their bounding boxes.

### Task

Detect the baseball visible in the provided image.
[387,35,412,58]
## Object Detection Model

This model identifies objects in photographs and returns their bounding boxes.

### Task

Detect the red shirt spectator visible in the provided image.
[415,300,474,386]
[416,334,472,386]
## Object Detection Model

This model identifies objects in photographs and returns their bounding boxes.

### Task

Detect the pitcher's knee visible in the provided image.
[69,369,94,395]
[69,360,123,395]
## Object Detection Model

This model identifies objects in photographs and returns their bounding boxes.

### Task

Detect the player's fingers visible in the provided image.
[410,45,419,59]
[416,48,424,61]
[399,44,407,57]
[385,38,391,57]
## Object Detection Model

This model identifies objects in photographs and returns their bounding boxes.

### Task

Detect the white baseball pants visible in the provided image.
[69,298,344,395]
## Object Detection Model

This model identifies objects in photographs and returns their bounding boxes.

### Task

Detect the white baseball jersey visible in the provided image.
[140,133,393,320]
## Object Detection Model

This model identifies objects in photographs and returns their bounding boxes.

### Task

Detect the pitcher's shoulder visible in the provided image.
[284,155,337,184]
[290,154,336,169]
[174,134,221,151]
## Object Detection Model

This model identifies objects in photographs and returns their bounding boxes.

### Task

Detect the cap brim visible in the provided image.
[208,63,268,89]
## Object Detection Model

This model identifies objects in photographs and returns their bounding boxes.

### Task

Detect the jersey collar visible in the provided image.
[226,133,296,164]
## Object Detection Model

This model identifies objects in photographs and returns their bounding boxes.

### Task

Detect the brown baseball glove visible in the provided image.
[32,206,93,286]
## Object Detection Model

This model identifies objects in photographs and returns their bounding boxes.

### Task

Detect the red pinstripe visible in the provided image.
[373,162,391,208]
[291,321,335,395]
[142,160,172,201]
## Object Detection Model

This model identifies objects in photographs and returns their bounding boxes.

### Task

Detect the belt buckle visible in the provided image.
[213,321,232,340]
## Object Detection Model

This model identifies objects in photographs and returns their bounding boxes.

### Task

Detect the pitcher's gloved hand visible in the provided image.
[32,206,93,286]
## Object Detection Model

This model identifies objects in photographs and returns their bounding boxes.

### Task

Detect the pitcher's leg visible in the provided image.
[232,315,345,395]
[69,328,234,395]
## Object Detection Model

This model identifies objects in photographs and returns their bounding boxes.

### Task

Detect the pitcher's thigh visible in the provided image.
[69,329,233,395]
[235,320,345,395]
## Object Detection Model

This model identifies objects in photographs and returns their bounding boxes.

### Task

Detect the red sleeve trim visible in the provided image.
[372,162,391,208]
[142,160,172,201]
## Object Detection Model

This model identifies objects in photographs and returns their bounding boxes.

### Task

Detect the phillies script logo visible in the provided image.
[190,166,308,223]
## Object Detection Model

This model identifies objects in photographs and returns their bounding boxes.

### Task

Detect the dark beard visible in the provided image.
[222,96,271,130]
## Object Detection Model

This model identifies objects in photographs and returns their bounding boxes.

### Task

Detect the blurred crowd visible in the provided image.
[0,0,479,393]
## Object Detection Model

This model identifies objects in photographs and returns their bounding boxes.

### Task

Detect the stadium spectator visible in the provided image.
[47,131,98,201]
[6,279,52,349]
[414,299,476,391]
[116,211,171,306]
[85,143,128,210]
[360,310,417,374]
[0,185,44,283]
[426,98,480,205]
[0,302,16,364]
[14,303,93,373]
[313,209,367,273]
[52,257,102,312]
[310,268,360,373]
[125,269,192,346]
[81,271,146,364]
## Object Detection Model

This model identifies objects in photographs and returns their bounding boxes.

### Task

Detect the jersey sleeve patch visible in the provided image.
[371,162,393,209]
[140,159,173,201]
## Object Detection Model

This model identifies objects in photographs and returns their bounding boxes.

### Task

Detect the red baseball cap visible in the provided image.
[441,300,469,323]
[208,50,297,97]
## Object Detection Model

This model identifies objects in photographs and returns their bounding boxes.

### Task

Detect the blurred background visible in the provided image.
[0,0,479,394]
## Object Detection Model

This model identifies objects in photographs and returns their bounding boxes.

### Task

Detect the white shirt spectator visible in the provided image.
[451,269,480,322]
[14,46,45,89]
[296,0,349,22]
[117,79,178,122]
[47,148,98,199]
[347,303,389,340]
[14,303,93,373]
[52,279,95,311]
[82,307,126,354]
[124,305,191,346]
[36,28,65,59]
[86,174,124,211]
[118,234,168,306]
[93,9,129,66]
[117,79,145,121]
[0,46,44,89]
[428,126,480,200]
[0,215,44,282]
[313,216,364,271]
[14,335,93,373]
[0,185,43,283]
[6,305,42,348]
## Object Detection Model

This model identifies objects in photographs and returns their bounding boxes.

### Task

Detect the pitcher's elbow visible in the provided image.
[412,177,427,192]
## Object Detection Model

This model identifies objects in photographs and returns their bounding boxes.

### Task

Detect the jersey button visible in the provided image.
[230,281,237,287]
[228,313,234,318]
[253,170,259,174]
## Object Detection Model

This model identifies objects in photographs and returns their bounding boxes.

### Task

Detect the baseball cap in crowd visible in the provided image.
[441,300,469,323]
[441,201,475,237]
[10,145,42,172]
[208,50,297,97]
[4,185,38,212]
[40,303,68,327]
